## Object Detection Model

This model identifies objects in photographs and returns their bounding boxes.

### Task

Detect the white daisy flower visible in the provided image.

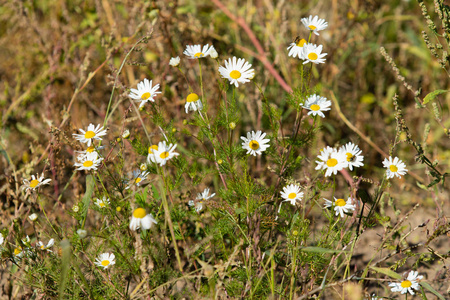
[209,48,219,59]
[315,147,347,177]
[22,173,51,192]
[240,130,270,156]
[339,142,364,171]
[14,247,25,258]
[147,141,179,166]
[219,57,255,87]
[188,200,203,212]
[197,188,215,201]
[189,188,215,213]
[73,124,107,147]
[94,252,115,269]
[169,56,180,67]
[75,146,97,158]
[324,197,356,218]
[28,213,38,222]
[22,235,31,244]
[302,94,331,118]
[122,129,130,139]
[280,184,304,205]
[183,44,215,59]
[129,208,157,231]
[94,196,110,208]
[382,156,408,179]
[37,239,54,252]
[127,170,150,189]
[185,93,203,113]
[287,37,308,59]
[74,151,103,171]
[301,15,328,35]
[129,78,161,108]
[302,43,327,64]
[388,271,423,295]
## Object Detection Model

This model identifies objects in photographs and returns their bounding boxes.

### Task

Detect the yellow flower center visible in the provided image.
[135,177,142,184]
[326,158,338,167]
[86,146,95,153]
[141,92,151,100]
[194,52,204,58]
[133,208,146,219]
[308,25,317,30]
[249,140,260,150]
[335,198,347,207]
[83,161,94,167]
[230,70,241,79]
[101,260,110,266]
[84,131,95,139]
[389,165,398,172]
[186,93,199,103]
[401,280,412,288]
[148,145,158,154]
[288,193,297,199]
[307,53,318,60]
[310,104,320,111]
[160,151,169,159]
[29,179,39,188]
[346,153,353,162]
[296,39,307,47]
[99,202,105,207]
[14,248,22,255]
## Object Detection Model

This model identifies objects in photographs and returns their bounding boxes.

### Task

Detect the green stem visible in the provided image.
[103,34,152,127]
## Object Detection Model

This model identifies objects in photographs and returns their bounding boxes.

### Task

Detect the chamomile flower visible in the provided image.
[94,196,110,208]
[301,15,328,35]
[188,200,203,212]
[73,124,107,146]
[94,253,115,269]
[129,78,161,108]
[147,141,179,166]
[382,156,408,179]
[189,188,215,212]
[339,142,364,171]
[209,48,219,59]
[169,56,180,67]
[287,37,308,59]
[219,57,255,87]
[37,239,54,252]
[76,146,97,158]
[315,147,347,177]
[13,247,25,259]
[240,130,270,156]
[22,173,51,192]
[280,184,304,205]
[183,44,215,59]
[324,197,356,218]
[302,94,331,118]
[302,43,327,64]
[128,170,150,188]
[185,93,203,113]
[388,271,423,295]
[74,152,103,171]
[129,208,157,231]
